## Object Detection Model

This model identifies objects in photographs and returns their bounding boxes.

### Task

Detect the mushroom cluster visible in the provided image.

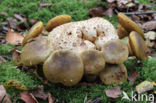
[20,13,148,86]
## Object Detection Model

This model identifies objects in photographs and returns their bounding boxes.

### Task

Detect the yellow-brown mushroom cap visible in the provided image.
[99,64,127,85]
[22,21,43,46]
[80,50,105,75]
[43,50,84,86]
[46,15,72,32]
[117,13,144,39]
[20,36,53,66]
[102,39,129,64]
[129,31,148,60]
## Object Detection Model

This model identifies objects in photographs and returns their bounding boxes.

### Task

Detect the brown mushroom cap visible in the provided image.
[129,31,148,60]
[117,13,144,39]
[117,25,129,39]
[22,21,43,46]
[102,39,129,64]
[99,64,127,85]
[43,50,84,86]
[46,15,72,32]
[20,36,53,66]
[80,50,105,75]
[121,36,133,56]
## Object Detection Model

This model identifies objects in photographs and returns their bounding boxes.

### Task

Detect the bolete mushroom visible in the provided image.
[46,15,72,32]
[43,50,84,86]
[117,25,129,39]
[121,36,133,56]
[21,36,53,66]
[22,21,43,46]
[80,50,105,75]
[117,13,144,39]
[129,31,148,60]
[102,39,129,64]
[99,64,128,85]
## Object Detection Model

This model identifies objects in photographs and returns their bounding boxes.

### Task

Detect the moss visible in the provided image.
[0,0,98,23]
[0,44,15,55]
[0,62,40,88]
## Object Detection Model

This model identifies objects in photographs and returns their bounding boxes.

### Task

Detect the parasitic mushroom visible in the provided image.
[43,50,84,86]
[21,36,53,66]
[46,15,72,32]
[117,13,144,39]
[99,64,128,85]
[80,50,105,75]
[129,31,148,60]
[22,21,43,46]
[102,39,129,64]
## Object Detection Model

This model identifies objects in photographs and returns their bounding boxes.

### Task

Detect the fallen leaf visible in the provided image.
[117,0,132,9]
[14,14,26,22]
[5,29,24,45]
[103,8,113,17]
[48,93,54,103]
[0,12,8,16]
[142,21,156,31]
[136,81,154,94]
[0,85,12,103]
[12,50,20,61]
[128,71,138,83]
[3,80,28,90]
[40,3,53,7]
[105,87,122,98]
[20,92,38,103]
[30,86,48,100]
[7,17,18,30]
[89,7,105,17]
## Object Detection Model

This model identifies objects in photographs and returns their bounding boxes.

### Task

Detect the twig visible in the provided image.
[122,11,156,15]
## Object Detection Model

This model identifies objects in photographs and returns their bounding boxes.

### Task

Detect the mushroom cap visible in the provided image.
[117,25,129,39]
[48,17,118,51]
[99,64,127,85]
[43,49,84,86]
[22,21,43,46]
[129,31,148,60]
[20,36,53,66]
[102,39,129,64]
[117,13,144,39]
[121,36,133,56]
[46,15,72,32]
[80,50,105,75]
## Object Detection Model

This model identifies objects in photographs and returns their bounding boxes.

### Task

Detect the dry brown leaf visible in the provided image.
[20,92,38,103]
[14,14,26,22]
[142,21,156,31]
[48,93,54,103]
[30,86,48,100]
[89,7,105,17]
[7,17,18,30]
[12,50,20,61]
[103,8,113,17]
[128,71,138,83]
[0,85,12,103]
[5,29,24,45]
[105,87,122,98]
